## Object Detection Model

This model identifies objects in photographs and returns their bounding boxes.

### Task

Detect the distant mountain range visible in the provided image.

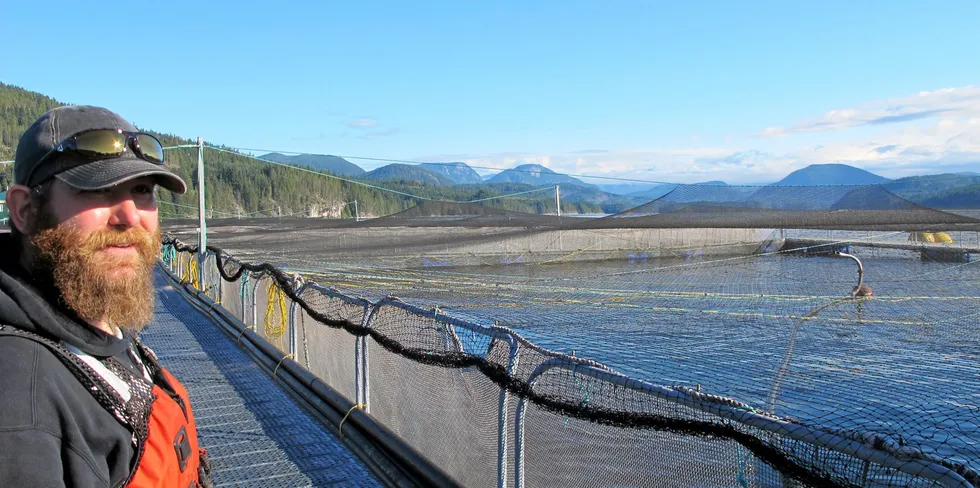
[248,153,979,209]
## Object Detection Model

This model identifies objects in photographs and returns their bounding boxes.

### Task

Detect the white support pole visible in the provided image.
[354,199,359,222]
[556,185,564,251]
[197,137,207,260]
[555,185,561,217]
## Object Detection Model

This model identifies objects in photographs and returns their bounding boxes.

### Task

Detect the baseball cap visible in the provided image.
[14,105,187,194]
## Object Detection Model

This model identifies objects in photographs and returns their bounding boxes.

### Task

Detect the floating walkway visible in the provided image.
[141,270,382,487]
[782,237,976,261]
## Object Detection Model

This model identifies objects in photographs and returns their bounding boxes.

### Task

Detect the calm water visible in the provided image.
[299,247,980,471]
[203,220,979,474]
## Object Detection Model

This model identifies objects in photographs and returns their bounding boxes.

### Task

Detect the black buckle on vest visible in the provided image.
[174,425,191,472]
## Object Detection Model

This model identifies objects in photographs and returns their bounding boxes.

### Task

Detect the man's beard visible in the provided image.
[30,218,161,335]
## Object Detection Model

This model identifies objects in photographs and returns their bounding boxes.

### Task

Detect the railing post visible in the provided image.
[240,270,251,327]
[288,278,306,360]
[215,254,223,305]
[497,337,520,488]
[356,300,376,414]
[251,275,259,331]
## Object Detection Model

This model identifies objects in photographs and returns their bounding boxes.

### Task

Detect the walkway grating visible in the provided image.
[139,271,382,488]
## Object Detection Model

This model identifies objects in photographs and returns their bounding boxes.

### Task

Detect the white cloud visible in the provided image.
[343,117,401,139]
[414,87,980,185]
[426,148,737,184]
[761,86,980,137]
[345,118,380,129]
[420,114,980,185]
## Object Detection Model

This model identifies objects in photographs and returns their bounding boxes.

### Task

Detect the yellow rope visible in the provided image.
[339,403,368,438]
[179,253,189,283]
[180,254,200,290]
[265,281,289,351]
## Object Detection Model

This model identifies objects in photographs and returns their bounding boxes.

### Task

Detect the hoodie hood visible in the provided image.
[0,233,130,357]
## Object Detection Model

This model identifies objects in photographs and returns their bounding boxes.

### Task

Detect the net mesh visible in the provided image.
[162,182,980,488]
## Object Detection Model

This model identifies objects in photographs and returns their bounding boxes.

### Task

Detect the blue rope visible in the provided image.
[162,244,176,267]
[736,445,749,487]
[562,366,594,429]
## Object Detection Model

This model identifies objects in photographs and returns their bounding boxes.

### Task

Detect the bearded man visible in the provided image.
[0,106,210,487]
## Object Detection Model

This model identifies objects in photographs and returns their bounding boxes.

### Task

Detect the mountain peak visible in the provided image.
[488,164,593,187]
[258,153,365,177]
[364,163,456,186]
[772,163,889,186]
[419,162,483,184]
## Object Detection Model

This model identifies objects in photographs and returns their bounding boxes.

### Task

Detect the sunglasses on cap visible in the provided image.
[25,129,165,187]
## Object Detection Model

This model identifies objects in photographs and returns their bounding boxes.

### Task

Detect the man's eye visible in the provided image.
[134,185,153,194]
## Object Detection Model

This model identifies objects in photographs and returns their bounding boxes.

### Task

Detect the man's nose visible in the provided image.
[108,198,141,228]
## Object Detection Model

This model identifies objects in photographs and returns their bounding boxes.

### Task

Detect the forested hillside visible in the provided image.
[0,82,601,218]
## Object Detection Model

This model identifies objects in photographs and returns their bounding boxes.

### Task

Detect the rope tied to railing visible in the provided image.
[265,280,288,351]
[180,253,201,290]
[339,403,369,438]
[273,353,294,377]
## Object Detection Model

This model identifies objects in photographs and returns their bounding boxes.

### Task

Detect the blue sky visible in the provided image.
[2,0,978,184]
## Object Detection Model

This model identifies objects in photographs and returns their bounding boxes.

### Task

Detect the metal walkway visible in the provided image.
[140,271,382,488]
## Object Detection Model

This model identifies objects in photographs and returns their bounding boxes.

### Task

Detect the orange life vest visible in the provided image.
[127,366,208,488]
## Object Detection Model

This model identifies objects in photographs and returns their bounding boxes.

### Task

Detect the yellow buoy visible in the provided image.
[909,231,936,243]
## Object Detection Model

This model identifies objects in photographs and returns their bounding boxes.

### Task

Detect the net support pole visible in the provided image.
[496,341,520,488]
[556,185,563,251]
[239,271,249,326]
[196,137,207,272]
[356,303,373,414]
[251,276,258,330]
[555,185,560,218]
[215,253,223,305]
[288,282,306,361]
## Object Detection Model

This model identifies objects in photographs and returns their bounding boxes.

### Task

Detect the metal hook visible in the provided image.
[837,251,872,296]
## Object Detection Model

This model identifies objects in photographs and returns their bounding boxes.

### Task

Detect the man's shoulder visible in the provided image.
[0,327,67,367]
[0,330,91,404]
[0,334,124,488]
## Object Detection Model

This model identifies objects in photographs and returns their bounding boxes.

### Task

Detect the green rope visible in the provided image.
[240,269,251,300]
[162,244,176,267]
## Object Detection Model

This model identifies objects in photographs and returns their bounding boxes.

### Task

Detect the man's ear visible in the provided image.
[5,184,36,235]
